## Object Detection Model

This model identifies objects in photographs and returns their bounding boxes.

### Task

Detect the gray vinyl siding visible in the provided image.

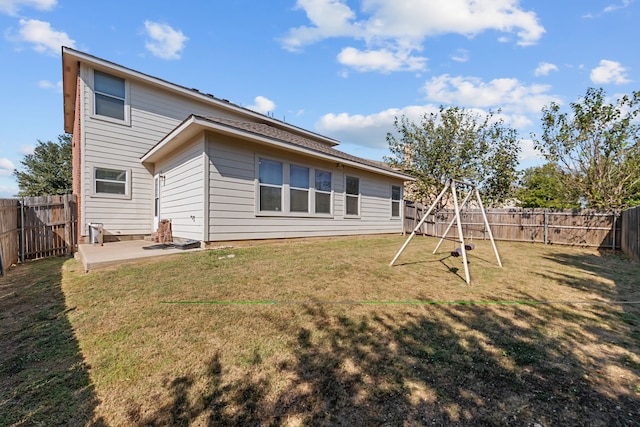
[79,61,407,240]
[80,64,258,237]
[206,133,404,241]
[154,136,205,241]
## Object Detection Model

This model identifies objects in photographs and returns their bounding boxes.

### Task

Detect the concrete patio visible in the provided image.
[76,240,205,272]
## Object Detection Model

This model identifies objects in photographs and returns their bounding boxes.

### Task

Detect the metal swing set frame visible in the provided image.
[389,179,502,285]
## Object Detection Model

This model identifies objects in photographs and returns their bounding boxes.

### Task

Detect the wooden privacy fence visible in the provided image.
[0,194,77,275]
[404,202,622,249]
[621,205,640,263]
[0,199,19,275]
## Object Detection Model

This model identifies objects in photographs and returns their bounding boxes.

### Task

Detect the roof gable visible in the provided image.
[142,115,414,181]
[61,47,339,147]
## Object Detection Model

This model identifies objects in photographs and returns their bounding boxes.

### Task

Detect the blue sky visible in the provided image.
[0,0,638,197]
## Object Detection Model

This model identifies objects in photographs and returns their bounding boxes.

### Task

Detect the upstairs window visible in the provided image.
[315,170,332,214]
[259,159,283,211]
[345,176,360,216]
[94,70,126,121]
[391,185,402,217]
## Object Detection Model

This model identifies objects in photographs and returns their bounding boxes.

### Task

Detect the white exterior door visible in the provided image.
[154,174,161,231]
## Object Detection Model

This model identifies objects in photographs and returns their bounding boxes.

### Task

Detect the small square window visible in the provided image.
[94,167,129,197]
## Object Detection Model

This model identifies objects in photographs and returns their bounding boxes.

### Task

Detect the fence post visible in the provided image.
[543,209,548,245]
[64,195,71,254]
[612,211,617,250]
[19,199,25,262]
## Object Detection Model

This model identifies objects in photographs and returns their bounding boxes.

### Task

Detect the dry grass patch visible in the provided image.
[2,235,639,425]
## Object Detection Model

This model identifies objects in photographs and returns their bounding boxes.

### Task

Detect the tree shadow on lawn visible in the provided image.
[537,250,639,301]
[0,257,105,426]
[129,300,639,426]
[535,250,640,359]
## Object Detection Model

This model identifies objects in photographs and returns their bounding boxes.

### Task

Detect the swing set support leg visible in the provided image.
[389,180,450,266]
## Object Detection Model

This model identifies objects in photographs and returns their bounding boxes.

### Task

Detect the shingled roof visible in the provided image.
[197,115,409,177]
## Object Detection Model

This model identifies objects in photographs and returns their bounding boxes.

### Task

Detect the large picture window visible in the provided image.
[259,159,283,211]
[345,176,360,216]
[315,170,332,214]
[94,167,129,196]
[290,165,309,213]
[256,158,333,216]
[391,185,402,217]
[94,70,126,121]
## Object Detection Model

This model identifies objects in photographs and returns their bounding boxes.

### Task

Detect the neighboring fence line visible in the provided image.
[404,203,621,249]
[0,194,77,276]
[621,205,640,263]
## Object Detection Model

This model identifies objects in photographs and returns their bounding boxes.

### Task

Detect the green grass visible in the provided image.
[0,257,101,426]
[2,234,640,426]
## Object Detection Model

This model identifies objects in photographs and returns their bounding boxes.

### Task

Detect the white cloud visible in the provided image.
[0,0,56,15]
[143,21,188,60]
[282,0,544,73]
[14,18,75,56]
[315,73,564,153]
[604,0,632,13]
[317,105,440,149]
[518,138,543,164]
[423,74,561,115]
[316,103,536,154]
[450,48,469,63]
[248,96,276,114]
[38,79,62,91]
[19,144,35,155]
[534,62,558,76]
[590,59,630,84]
[337,47,426,72]
[0,158,15,176]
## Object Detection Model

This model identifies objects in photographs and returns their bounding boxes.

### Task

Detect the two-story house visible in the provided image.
[62,47,412,243]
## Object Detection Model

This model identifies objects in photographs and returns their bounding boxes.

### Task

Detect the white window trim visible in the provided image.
[344,175,361,218]
[90,69,131,126]
[391,184,402,219]
[255,156,334,218]
[91,166,132,199]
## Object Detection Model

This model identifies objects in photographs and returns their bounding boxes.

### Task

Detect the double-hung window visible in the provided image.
[345,176,360,216]
[94,167,130,197]
[259,159,283,211]
[315,170,332,214]
[94,70,126,121]
[391,185,402,217]
[290,165,310,212]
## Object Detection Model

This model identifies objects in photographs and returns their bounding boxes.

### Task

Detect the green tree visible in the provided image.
[385,106,521,206]
[13,134,72,197]
[515,163,581,208]
[535,88,640,209]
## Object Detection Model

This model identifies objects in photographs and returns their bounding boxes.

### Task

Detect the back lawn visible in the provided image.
[1,235,639,426]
